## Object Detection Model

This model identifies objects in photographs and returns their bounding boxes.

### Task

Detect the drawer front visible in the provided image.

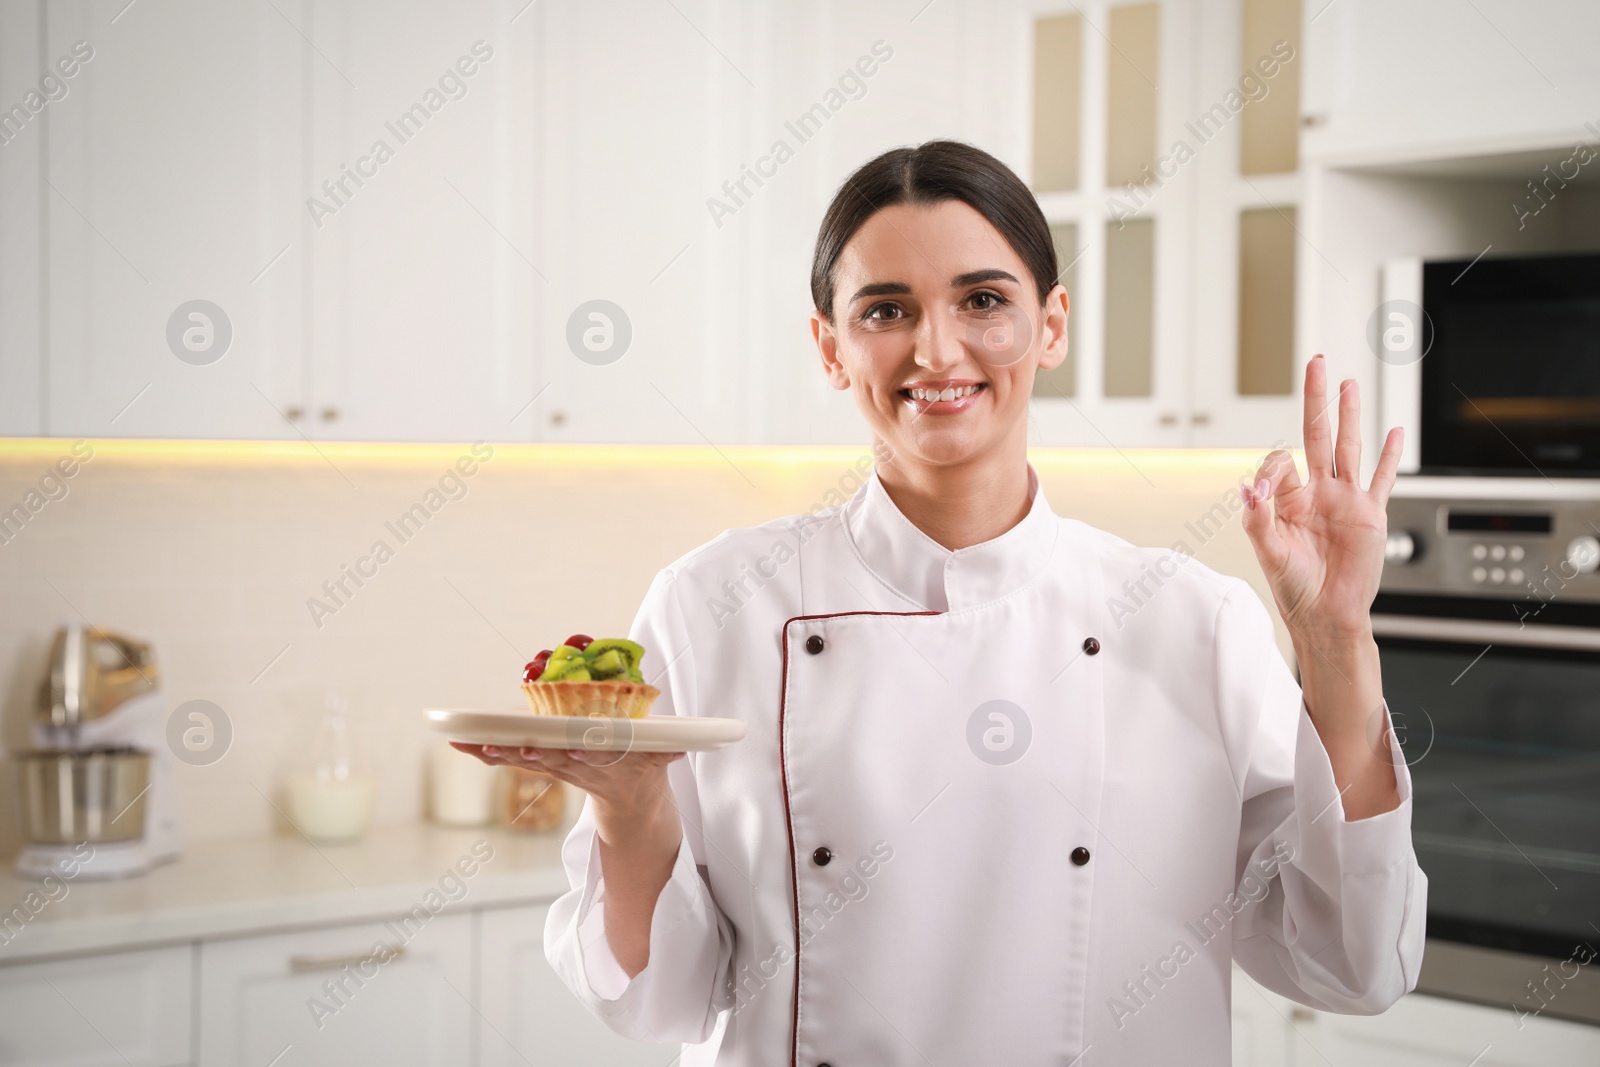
[0,943,193,1067]
[198,912,473,1067]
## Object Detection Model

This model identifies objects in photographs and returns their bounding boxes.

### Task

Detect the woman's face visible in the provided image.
[812,200,1069,471]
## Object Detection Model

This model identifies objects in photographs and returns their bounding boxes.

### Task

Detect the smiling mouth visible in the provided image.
[899,382,987,403]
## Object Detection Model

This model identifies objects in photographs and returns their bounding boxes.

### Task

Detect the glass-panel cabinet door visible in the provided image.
[1188,0,1305,448]
[1028,0,1195,450]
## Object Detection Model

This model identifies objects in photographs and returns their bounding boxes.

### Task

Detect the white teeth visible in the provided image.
[907,384,980,402]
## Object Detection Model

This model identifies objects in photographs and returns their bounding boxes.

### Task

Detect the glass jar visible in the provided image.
[282,691,377,843]
[501,767,565,832]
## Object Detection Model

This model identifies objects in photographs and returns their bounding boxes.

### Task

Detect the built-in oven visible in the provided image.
[1377,479,1600,1024]
[1379,249,1600,478]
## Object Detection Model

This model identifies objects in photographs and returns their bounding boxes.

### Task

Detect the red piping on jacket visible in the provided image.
[777,609,940,1067]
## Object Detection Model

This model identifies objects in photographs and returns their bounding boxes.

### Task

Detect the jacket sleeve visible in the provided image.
[1220,580,1428,1014]
[543,568,736,1042]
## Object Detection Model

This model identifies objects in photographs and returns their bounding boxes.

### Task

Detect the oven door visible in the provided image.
[1372,609,1600,1021]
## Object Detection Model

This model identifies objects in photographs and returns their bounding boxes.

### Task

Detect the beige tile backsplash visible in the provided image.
[0,442,1289,860]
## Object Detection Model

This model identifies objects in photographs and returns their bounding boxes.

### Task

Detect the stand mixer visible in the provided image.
[14,623,183,879]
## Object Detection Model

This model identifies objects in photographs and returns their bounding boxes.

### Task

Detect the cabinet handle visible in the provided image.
[1289,1006,1316,1023]
[289,945,407,973]
[1158,413,1179,426]
[549,410,567,427]
[1190,412,1211,425]
[1301,113,1327,129]
[284,406,305,422]
[320,406,340,422]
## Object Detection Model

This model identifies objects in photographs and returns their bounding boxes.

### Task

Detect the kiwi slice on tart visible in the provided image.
[583,638,644,667]
[526,636,645,685]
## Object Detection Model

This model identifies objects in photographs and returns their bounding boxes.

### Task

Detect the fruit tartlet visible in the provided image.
[520,634,659,719]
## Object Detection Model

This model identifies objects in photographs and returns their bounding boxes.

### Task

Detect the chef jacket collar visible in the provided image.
[843,462,1058,613]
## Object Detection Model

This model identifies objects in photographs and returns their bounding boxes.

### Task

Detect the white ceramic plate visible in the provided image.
[425,709,747,753]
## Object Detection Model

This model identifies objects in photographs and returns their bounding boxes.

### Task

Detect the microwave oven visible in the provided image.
[1379,250,1600,477]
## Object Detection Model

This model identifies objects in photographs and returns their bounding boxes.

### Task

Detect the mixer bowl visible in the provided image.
[16,747,150,844]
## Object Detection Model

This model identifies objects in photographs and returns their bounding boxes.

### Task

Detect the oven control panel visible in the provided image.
[1380,482,1600,603]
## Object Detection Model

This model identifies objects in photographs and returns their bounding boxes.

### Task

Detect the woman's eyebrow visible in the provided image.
[952,268,1019,287]
[848,281,913,303]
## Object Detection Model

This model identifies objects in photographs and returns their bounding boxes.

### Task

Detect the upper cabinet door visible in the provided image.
[303,0,541,443]
[531,0,745,445]
[1302,0,1600,165]
[1187,0,1305,449]
[1026,0,1308,451]
[1026,0,1197,449]
[528,0,1030,446]
[43,0,305,440]
[0,1,46,437]
[38,0,538,444]
[743,0,1034,444]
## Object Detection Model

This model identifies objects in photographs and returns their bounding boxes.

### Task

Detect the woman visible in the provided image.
[459,140,1424,1065]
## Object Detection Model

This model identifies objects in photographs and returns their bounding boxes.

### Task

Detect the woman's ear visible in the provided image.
[811,310,852,390]
[1036,284,1070,373]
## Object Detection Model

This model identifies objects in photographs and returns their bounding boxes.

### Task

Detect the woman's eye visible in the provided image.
[863,303,903,322]
[968,291,1007,311]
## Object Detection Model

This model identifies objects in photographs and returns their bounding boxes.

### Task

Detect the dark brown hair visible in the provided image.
[810,140,1059,319]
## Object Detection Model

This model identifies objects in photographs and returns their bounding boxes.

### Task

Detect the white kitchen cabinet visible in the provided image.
[197,911,475,1067]
[475,902,680,1067]
[0,943,192,1067]
[1025,0,1199,449]
[0,0,46,437]
[1184,0,1305,451]
[31,0,534,444]
[1231,963,1295,1065]
[41,0,306,441]
[1232,963,1600,1067]
[1301,0,1600,167]
[527,0,739,446]
[734,0,1037,445]
[6,0,1137,446]
[0,901,681,1067]
[301,0,540,444]
[1291,992,1600,1067]
[17,0,1595,446]
[1024,0,1312,449]
[533,0,1035,446]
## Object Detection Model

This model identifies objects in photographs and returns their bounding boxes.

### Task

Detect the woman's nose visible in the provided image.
[912,310,965,371]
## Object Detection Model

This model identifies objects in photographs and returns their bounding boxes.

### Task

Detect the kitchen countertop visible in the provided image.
[0,823,572,965]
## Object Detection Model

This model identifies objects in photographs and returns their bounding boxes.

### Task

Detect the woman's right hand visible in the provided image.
[450,741,686,976]
[449,741,685,828]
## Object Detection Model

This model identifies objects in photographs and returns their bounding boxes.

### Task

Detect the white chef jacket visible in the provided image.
[546,463,1427,1066]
